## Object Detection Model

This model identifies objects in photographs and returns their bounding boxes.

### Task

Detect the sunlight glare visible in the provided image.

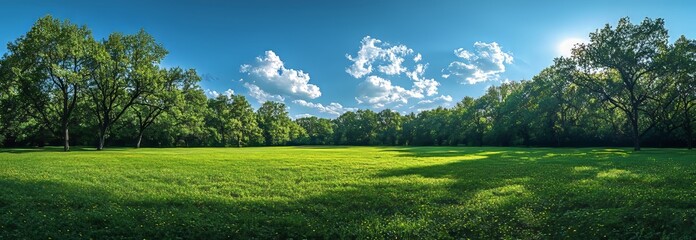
[558,38,587,57]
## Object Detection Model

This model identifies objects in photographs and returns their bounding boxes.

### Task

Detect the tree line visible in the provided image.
[0,16,694,151]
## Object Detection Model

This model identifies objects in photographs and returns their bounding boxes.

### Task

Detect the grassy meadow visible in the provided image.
[0,146,695,239]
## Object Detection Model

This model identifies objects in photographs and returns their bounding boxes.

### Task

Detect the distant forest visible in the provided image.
[0,16,694,151]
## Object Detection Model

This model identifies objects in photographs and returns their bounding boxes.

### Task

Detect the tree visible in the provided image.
[451,97,476,145]
[499,81,534,146]
[570,17,671,151]
[132,68,197,148]
[468,84,513,146]
[354,109,378,145]
[397,113,414,146]
[5,16,97,151]
[295,116,334,145]
[666,36,696,149]
[333,110,378,145]
[88,30,167,150]
[376,109,402,145]
[229,95,261,147]
[333,111,357,145]
[288,121,309,145]
[526,66,584,146]
[257,101,292,146]
[135,70,208,147]
[412,108,452,146]
[167,79,208,147]
[205,95,232,146]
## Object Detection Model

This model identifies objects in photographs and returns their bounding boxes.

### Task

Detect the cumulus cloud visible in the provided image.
[354,69,441,108]
[413,53,422,63]
[413,94,455,112]
[243,82,285,103]
[356,76,420,108]
[293,99,357,116]
[407,63,439,97]
[205,89,220,98]
[346,36,442,109]
[294,113,314,119]
[241,50,321,99]
[443,42,513,84]
[205,88,235,98]
[437,95,453,102]
[346,36,415,78]
[224,89,235,97]
[417,95,453,104]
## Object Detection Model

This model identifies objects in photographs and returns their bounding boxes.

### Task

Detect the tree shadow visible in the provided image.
[0,146,131,154]
[373,147,696,238]
[292,145,356,149]
[1,147,694,239]
[1,177,459,238]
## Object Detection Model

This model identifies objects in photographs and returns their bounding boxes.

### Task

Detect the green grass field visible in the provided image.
[0,147,694,239]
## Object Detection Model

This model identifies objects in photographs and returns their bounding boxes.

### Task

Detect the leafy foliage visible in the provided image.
[0,16,695,150]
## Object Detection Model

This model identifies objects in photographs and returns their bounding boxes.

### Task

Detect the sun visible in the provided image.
[557,38,587,57]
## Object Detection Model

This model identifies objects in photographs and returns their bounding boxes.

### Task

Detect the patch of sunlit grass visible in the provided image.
[597,169,640,179]
[573,166,598,172]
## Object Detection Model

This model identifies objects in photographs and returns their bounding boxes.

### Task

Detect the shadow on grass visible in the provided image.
[1,147,694,239]
[376,147,695,236]
[291,145,357,149]
[0,146,132,154]
[382,146,497,158]
[0,177,470,238]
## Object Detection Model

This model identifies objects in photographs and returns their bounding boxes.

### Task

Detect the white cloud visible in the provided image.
[346,36,442,109]
[413,53,422,63]
[414,94,454,111]
[407,63,439,97]
[224,89,235,97]
[205,88,235,98]
[434,94,453,102]
[345,37,381,78]
[412,79,439,97]
[294,113,314,119]
[356,76,417,108]
[443,42,513,84]
[354,68,441,108]
[417,95,453,104]
[378,45,412,75]
[346,36,414,78]
[205,89,221,98]
[243,82,285,103]
[293,99,357,116]
[241,50,321,99]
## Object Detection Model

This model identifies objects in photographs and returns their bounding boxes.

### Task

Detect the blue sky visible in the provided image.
[2,0,694,118]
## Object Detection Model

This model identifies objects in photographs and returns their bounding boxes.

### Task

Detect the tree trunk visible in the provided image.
[63,123,70,152]
[97,127,106,150]
[98,134,106,150]
[632,120,641,151]
[630,108,641,151]
[685,106,693,150]
[136,131,144,149]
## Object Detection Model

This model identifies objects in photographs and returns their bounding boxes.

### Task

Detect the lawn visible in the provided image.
[0,146,694,239]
